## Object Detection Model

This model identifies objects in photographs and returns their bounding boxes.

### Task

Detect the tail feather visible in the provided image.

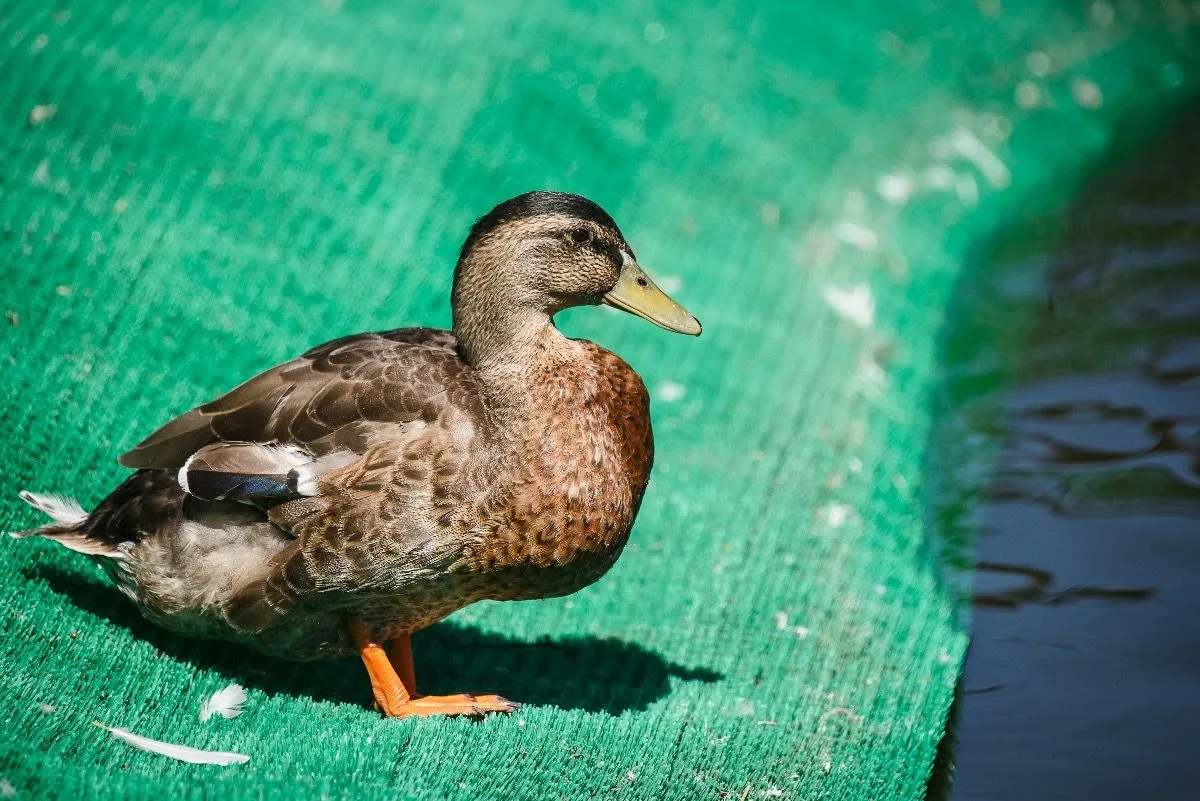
[12,490,123,558]
[17,491,88,526]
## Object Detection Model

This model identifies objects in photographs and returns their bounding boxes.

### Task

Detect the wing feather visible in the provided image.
[119,328,468,470]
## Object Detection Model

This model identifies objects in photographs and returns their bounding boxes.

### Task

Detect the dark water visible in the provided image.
[937,101,1200,800]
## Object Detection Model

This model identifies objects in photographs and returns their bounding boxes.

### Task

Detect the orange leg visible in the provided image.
[348,618,411,716]
[348,619,518,719]
[388,634,417,696]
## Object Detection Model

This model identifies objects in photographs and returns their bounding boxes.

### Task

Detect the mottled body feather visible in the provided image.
[14,191,698,679]
[61,328,650,660]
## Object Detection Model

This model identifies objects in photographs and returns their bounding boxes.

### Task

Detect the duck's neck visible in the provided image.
[454,303,576,373]
[451,247,580,377]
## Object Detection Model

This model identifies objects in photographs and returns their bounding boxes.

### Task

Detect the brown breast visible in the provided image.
[469,341,654,599]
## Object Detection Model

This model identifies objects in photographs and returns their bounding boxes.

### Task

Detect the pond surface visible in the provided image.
[940,101,1200,800]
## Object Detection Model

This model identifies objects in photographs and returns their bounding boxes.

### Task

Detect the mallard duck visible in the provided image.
[14,191,701,718]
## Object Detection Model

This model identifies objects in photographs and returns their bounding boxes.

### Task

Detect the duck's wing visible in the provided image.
[119,328,472,501]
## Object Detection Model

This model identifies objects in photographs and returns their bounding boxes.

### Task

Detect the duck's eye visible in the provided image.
[569,227,592,245]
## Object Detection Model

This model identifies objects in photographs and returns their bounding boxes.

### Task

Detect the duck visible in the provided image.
[13,191,701,718]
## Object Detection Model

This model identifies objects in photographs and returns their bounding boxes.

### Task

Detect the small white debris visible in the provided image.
[818,707,861,731]
[921,165,956,190]
[199,683,247,722]
[626,770,638,783]
[955,173,979,207]
[1026,51,1052,77]
[37,702,56,714]
[29,104,56,125]
[938,650,952,664]
[842,189,867,214]
[774,611,789,630]
[98,723,249,765]
[848,457,863,473]
[833,220,878,252]
[656,381,686,403]
[820,503,853,528]
[875,171,914,204]
[977,112,1012,141]
[1072,77,1103,109]
[855,350,888,400]
[643,22,665,43]
[0,778,14,798]
[1090,1,1115,26]
[794,626,811,640]
[1015,81,1042,108]
[949,126,1012,188]
[760,202,780,226]
[821,284,874,329]
[764,790,784,798]
[877,30,903,56]
[32,159,51,186]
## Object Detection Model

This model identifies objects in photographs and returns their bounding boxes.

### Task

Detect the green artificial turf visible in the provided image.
[0,1,1195,798]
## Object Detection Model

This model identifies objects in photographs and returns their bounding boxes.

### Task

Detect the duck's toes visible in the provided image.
[386,693,520,719]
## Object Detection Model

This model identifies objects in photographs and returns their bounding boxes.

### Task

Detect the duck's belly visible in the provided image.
[132,570,496,661]
[478,542,630,602]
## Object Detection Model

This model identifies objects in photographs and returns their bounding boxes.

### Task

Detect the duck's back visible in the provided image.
[120,327,477,469]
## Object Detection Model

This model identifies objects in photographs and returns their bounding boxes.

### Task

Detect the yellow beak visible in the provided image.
[602,258,702,336]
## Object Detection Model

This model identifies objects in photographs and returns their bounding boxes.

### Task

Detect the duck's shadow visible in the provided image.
[25,564,720,715]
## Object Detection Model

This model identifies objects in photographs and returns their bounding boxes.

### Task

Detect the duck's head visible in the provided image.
[452,191,701,366]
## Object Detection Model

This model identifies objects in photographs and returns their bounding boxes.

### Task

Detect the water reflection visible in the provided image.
[973,561,1154,609]
[934,99,1200,800]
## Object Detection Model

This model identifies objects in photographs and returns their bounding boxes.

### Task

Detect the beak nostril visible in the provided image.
[635,277,649,288]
